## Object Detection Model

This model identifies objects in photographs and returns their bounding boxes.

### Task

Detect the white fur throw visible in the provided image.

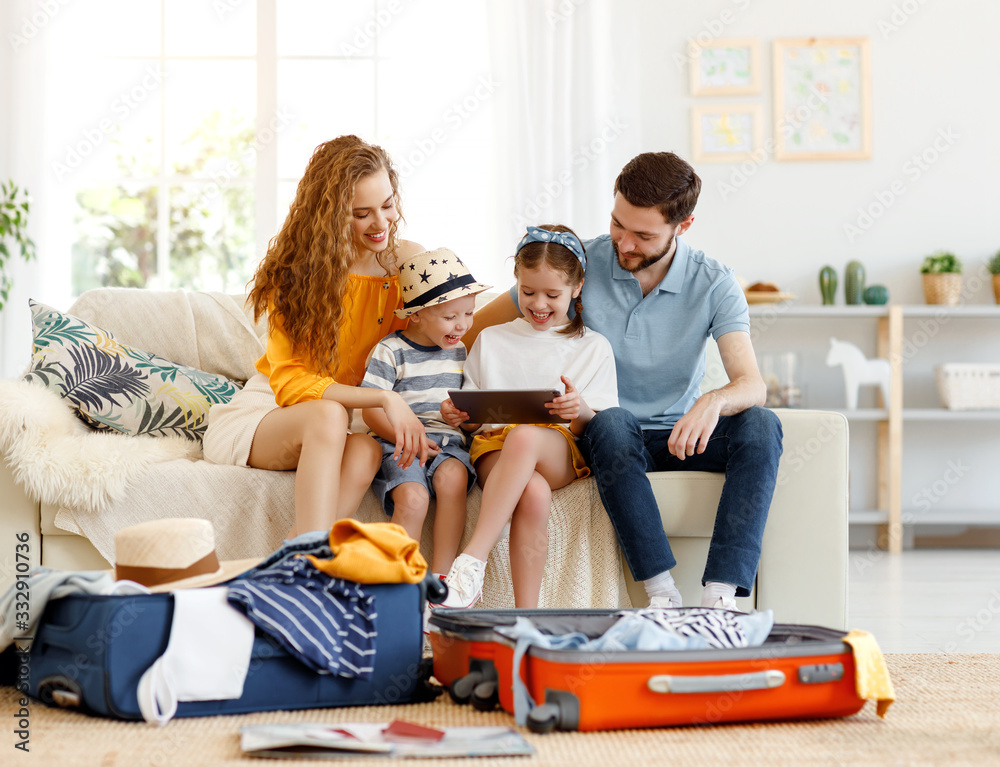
[0,379,200,513]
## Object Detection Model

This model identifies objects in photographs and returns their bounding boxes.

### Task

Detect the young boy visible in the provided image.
[361,248,491,581]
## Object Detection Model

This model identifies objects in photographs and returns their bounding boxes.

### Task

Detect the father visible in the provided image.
[470,151,782,611]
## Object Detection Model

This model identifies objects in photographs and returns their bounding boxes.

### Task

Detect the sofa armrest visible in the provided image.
[0,460,42,594]
[758,409,849,629]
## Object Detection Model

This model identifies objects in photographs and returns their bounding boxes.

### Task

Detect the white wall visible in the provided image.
[622,0,998,306]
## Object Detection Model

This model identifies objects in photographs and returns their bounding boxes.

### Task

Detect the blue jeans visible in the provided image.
[577,407,783,597]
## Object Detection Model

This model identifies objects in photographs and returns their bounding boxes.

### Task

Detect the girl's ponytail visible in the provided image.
[563,297,585,338]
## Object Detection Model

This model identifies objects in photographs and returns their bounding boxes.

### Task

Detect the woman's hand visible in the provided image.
[551,376,594,435]
[382,392,432,468]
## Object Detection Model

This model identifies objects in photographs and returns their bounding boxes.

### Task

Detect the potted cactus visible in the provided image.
[989,251,1000,305]
[920,250,962,306]
[0,180,36,312]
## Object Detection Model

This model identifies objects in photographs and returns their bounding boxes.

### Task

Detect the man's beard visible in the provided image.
[613,235,674,273]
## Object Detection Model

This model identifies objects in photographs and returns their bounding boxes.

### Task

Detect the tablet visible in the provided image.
[447,389,567,424]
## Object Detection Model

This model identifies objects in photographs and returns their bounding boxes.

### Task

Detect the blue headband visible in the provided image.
[516,226,587,270]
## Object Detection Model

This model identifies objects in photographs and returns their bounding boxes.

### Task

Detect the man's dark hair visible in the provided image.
[614,152,702,225]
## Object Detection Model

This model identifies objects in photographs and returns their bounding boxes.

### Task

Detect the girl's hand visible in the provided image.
[382,392,431,468]
[440,398,470,429]
[552,376,596,435]
[549,376,582,421]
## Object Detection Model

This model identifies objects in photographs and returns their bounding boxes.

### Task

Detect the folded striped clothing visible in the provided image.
[226,532,377,678]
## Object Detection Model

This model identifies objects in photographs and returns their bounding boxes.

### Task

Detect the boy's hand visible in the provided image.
[440,398,470,429]
[424,436,442,458]
[548,376,582,421]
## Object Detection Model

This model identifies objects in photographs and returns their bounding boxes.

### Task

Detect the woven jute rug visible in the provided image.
[3,654,998,767]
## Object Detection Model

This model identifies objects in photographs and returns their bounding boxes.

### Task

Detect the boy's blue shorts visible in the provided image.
[371,432,477,517]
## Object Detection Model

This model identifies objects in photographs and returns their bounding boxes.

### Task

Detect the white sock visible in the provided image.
[643,570,682,604]
[701,581,736,607]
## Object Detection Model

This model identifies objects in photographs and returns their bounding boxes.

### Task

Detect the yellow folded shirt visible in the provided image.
[843,629,896,718]
[306,519,428,585]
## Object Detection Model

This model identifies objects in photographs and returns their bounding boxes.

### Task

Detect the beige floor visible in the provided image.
[847,548,1000,652]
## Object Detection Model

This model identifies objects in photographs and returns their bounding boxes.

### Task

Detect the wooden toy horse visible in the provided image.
[825,338,891,410]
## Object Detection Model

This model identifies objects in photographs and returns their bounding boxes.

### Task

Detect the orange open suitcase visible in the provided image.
[428,608,866,733]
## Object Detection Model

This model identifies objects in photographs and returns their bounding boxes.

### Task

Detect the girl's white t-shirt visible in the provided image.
[463,318,619,430]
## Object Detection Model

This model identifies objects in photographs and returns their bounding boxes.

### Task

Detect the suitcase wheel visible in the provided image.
[449,671,484,704]
[425,574,448,604]
[527,703,561,734]
[37,676,83,710]
[470,680,499,711]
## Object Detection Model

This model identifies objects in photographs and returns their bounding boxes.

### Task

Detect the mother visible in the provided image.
[204,135,430,536]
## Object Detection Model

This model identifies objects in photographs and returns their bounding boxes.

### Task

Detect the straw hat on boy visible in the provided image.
[394,248,491,318]
[112,518,262,593]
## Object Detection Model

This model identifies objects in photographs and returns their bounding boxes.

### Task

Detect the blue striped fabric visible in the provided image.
[638,607,748,649]
[226,534,377,677]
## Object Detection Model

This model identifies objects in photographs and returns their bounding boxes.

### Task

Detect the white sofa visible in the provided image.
[0,288,849,628]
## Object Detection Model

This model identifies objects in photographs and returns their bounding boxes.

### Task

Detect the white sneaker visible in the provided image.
[648,595,682,609]
[440,554,486,609]
[709,596,741,612]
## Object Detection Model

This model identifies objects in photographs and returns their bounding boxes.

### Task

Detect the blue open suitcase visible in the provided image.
[20,576,444,720]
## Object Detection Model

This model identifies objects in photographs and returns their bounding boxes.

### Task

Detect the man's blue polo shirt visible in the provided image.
[582,234,749,428]
[510,234,749,429]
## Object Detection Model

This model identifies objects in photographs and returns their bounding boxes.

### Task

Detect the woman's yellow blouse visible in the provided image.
[256,274,409,406]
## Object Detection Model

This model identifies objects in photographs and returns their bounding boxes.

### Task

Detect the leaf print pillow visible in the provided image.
[23,299,242,442]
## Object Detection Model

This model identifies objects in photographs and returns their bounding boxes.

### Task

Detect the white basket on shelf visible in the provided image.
[934,364,1000,410]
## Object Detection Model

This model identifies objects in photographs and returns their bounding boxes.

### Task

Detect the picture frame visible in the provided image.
[690,103,764,164]
[773,37,872,161]
[689,37,762,96]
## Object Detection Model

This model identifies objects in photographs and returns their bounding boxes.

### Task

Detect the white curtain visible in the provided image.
[1,0,47,378]
[485,0,643,257]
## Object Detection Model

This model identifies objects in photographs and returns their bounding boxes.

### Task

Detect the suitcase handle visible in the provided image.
[647,669,786,694]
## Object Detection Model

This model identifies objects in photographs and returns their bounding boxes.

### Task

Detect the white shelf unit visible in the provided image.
[749,303,1000,551]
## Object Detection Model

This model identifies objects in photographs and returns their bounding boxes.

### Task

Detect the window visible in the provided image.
[39,0,503,308]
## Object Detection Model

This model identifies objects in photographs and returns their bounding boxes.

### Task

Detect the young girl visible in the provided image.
[203,135,434,537]
[439,225,618,608]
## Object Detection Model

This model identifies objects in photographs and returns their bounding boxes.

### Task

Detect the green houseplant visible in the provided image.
[0,180,36,311]
[989,250,1000,305]
[920,250,962,305]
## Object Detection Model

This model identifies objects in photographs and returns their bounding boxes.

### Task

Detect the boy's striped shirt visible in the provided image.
[361,331,465,439]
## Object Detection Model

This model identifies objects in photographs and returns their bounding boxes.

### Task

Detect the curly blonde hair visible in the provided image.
[249,135,403,378]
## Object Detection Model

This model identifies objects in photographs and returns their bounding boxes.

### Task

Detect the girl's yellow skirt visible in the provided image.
[469,424,590,479]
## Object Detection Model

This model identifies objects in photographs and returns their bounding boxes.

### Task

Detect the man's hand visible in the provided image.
[667,390,722,460]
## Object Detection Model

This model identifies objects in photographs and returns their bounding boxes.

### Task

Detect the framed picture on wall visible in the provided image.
[773,37,872,161]
[691,103,764,163]
[689,37,762,96]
